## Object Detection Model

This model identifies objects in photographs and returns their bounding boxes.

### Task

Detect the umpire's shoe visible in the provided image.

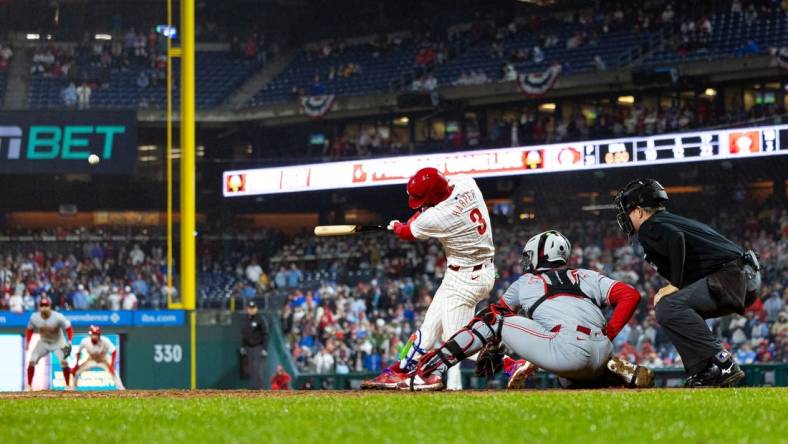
[686,350,745,388]
[685,360,745,388]
[606,357,655,388]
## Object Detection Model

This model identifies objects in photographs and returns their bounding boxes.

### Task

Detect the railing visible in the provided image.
[294,364,788,389]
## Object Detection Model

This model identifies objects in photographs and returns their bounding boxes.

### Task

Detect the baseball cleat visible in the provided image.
[505,359,538,389]
[397,373,445,391]
[607,357,655,388]
[360,364,409,390]
[685,361,744,388]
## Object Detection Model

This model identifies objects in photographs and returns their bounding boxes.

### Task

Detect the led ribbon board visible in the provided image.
[223,124,788,197]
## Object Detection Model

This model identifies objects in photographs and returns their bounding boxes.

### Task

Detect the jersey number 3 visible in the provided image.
[469,208,487,235]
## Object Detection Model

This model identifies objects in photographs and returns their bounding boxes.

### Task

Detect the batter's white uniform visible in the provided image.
[74,336,125,389]
[408,174,495,389]
[27,311,71,366]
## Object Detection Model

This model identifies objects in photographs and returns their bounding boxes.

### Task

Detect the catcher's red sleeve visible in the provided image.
[66,326,74,342]
[606,282,640,341]
[111,350,117,367]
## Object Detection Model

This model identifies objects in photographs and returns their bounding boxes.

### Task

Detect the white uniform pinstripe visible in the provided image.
[409,175,495,389]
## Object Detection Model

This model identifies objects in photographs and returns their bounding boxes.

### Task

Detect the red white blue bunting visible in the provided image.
[771,47,788,70]
[516,65,562,97]
[301,94,337,119]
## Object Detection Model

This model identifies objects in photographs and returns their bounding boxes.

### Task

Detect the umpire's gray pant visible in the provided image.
[248,345,267,390]
[502,317,613,382]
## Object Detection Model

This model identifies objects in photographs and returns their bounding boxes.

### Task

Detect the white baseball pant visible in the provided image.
[414,262,495,390]
[29,339,68,367]
[74,357,125,390]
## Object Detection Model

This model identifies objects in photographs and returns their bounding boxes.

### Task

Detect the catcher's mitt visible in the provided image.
[61,343,72,359]
[474,340,505,378]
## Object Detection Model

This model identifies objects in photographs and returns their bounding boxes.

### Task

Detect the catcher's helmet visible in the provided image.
[614,178,669,235]
[89,325,102,336]
[522,230,572,272]
[406,167,451,209]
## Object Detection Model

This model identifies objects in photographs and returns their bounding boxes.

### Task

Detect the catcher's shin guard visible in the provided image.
[415,304,508,378]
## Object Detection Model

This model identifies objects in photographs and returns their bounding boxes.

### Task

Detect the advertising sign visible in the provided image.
[0,111,137,174]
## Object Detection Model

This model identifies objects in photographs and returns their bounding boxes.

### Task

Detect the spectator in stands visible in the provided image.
[744,4,759,25]
[8,291,23,313]
[270,365,292,390]
[61,82,77,108]
[108,286,122,311]
[129,244,145,266]
[593,55,607,71]
[122,286,138,310]
[286,264,302,288]
[72,284,89,310]
[0,44,12,69]
[501,62,517,81]
[137,71,149,89]
[76,82,91,110]
[245,258,264,285]
[244,36,257,60]
[532,45,544,63]
[764,290,785,323]
[309,74,325,96]
[735,40,761,57]
[453,71,470,86]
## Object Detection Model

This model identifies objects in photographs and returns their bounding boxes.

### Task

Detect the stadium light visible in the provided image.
[617,96,635,105]
[704,88,717,97]
[94,34,112,40]
[538,103,556,112]
[25,33,40,40]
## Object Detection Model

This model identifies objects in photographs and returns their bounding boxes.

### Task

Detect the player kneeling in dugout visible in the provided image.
[399,230,654,391]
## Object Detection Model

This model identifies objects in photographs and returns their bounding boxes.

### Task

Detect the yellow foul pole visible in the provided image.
[180,0,197,389]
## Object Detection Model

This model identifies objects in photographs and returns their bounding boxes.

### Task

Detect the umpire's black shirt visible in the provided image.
[241,313,268,348]
[637,211,742,288]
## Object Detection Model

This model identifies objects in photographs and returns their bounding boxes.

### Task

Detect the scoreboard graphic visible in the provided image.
[224,124,788,197]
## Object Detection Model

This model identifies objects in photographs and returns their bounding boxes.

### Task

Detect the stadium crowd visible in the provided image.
[0,229,170,311]
[0,199,785,375]
[315,101,786,161]
[273,202,787,374]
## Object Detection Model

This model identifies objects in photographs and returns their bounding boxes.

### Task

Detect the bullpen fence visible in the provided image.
[294,364,788,390]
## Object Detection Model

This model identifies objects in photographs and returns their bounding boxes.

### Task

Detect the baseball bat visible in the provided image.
[314,224,386,237]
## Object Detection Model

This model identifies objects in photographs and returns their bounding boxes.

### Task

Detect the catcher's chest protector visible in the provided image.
[526,269,597,319]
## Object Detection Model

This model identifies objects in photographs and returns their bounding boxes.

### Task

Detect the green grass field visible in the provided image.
[1,388,786,444]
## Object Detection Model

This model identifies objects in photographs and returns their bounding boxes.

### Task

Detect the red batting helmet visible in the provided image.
[39,296,51,308]
[89,325,102,336]
[406,167,451,209]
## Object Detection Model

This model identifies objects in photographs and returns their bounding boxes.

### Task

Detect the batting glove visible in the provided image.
[387,220,401,231]
[61,343,72,359]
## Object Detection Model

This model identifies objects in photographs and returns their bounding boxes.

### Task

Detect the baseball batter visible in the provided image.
[72,325,125,390]
[25,296,74,390]
[400,230,652,390]
[361,167,495,390]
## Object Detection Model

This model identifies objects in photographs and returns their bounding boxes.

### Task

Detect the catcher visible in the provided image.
[72,325,125,390]
[25,296,74,390]
[399,230,654,390]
